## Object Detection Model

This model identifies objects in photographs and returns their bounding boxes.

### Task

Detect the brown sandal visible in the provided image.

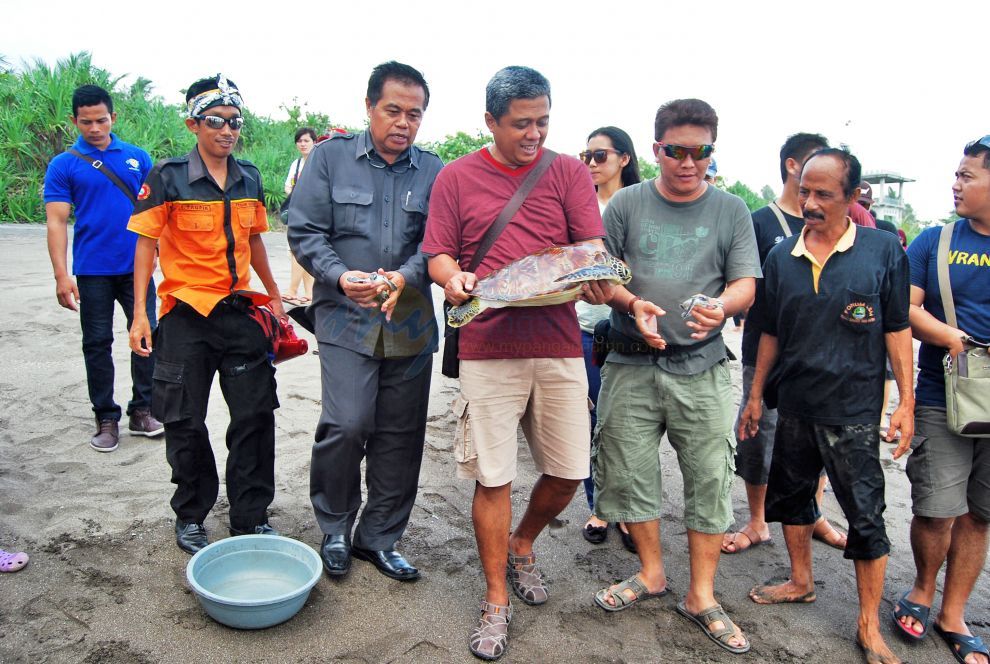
[469,600,511,661]
[507,552,548,605]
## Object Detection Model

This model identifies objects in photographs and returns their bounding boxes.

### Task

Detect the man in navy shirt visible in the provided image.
[739,149,914,664]
[895,138,990,664]
[45,85,162,453]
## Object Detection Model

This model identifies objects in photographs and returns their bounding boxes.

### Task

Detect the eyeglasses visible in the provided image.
[655,142,714,161]
[194,114,245,130]
[966,135,990,150]
[578,148,622,165]
[364,148,411,173]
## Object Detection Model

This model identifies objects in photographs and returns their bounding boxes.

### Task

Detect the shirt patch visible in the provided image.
[840,301,876,325]
[137,183,151,200]
[126,158,141,171]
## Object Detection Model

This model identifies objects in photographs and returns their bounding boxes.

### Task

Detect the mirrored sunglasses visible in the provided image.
[578,148,622,165]
[656,142,714,161]
[194,114,244,130]
[966,135,990,151]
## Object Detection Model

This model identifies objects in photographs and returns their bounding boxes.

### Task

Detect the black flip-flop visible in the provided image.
[618,524,637,553]
[891,590,930,640]
[582,522,607,544]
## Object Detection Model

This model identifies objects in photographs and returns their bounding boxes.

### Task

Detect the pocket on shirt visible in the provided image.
[331,186,374,236]
[176,210,214,232]
[838,289,880,333]
[234,200,259,229]
[400,194,427,244]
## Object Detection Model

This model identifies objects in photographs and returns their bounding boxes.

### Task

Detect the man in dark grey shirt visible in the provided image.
[288,61,442,582]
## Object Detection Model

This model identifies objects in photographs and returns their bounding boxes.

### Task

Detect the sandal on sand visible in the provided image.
[507,552,548,605]
[676,601,751,654]
[892,590,930,640]
[582,520,608,544]
[281,294,302,305]
[594,574,669,612]
[0,549,28,573]
[812,517,847,549]
[469,600,511,661]
[749,584,816,604]
[934,623,990,664]
[721,525,771,554]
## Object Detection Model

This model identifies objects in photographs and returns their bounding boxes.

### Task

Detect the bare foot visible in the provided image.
[749,580,816,604]
[857,629,900,664]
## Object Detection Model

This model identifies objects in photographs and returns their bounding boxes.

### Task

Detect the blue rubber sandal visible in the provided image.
[935,623,989,664]
[892,590,930,640]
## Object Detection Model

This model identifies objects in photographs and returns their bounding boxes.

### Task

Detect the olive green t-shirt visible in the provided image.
[604,180,761,375]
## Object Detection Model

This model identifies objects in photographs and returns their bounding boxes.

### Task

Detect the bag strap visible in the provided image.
[467,149,558,273]
[292,158,302,184]
[768,200,792,238]
[936,221,957,329]
[67,149,137,207]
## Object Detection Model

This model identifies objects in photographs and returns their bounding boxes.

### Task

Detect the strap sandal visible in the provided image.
[892,590,930,640]
[676,601,751,654]
[469,599,511,661]
[506,552,548,605]
[934,623,990,664]
[594,574,670,612]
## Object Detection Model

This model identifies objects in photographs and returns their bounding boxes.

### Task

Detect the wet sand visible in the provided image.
[0,225,982,663]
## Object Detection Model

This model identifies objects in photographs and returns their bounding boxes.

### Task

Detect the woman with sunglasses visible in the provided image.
[578,126,641,550]
[282,127,317,305]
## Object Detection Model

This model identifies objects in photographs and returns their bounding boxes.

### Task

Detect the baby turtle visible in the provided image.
[446,242,632,328]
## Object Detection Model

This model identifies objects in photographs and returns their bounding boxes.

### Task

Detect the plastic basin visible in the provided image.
[186,534,322,629]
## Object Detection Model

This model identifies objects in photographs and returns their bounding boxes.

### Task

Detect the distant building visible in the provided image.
[862,171,915,225]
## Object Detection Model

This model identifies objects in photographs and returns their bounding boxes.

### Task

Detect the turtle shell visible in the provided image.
[472,242,629,302]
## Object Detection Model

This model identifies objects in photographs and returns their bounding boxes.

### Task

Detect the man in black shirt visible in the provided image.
[739,149,914,664]
[722,133,847,554]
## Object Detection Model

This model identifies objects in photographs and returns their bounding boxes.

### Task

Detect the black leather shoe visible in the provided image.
[229,523,279,537]
[352,546,420,581]
[175,520,208,555]
[320,534,351,577]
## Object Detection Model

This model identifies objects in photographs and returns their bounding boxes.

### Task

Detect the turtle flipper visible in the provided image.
[555,265,625,284]
[447,297,484,328]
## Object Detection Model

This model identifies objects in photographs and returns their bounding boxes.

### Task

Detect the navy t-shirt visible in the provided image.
[762,226,911,424]
[44,133,152,275]
[907,220,990,407]
[741,204,804,366]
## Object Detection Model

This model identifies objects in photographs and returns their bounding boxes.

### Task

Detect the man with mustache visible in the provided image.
[288,61,442,583]
[128,74,286,554]
[739,148,914,664]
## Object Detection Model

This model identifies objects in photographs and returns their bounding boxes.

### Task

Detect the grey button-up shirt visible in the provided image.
[287,131,443,358]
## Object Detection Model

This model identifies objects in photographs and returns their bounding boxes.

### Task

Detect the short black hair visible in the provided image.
[587,126,641,188]
[72,84,113,116]
[294,127,317,143]
[963,137,990,170]
[804,148,862,199]
[367,61,430,109]
[654,99,718,143]
[185,75,240,103]
[779,132,829,184]
[486,66,551,121]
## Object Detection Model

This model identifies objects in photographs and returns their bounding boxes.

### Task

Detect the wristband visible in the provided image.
[627,296,642,316]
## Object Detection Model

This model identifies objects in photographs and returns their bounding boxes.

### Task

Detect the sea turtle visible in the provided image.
[446,242,632,328]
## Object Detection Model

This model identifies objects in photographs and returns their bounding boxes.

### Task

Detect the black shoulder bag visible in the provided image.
[441,149,558,378]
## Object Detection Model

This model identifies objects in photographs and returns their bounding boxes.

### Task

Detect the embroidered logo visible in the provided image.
[137,184,151,200]
[840,301,876,324]
[774,235,785,244]
[126,158,140,171]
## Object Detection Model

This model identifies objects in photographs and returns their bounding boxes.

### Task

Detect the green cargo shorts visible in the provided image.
[591,359,736,534]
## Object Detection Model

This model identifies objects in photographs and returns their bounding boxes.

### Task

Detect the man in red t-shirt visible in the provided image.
[423,66,613,661]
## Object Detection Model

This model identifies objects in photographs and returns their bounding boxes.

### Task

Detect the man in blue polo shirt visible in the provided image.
[45,84,162,453]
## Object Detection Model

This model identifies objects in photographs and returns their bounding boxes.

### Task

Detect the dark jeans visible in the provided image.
[311,342,432,550]
[77,274,157,421]
[152,299,278,531]
[581,330,602,511]
[765,414,890,560]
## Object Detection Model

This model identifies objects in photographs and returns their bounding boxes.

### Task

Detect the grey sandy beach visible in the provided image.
[0,225,984,663]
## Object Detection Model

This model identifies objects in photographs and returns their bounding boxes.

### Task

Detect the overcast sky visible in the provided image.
[5,1,987,221]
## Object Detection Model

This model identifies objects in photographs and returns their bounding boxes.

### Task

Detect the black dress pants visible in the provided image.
[152,299,278,531]
[311,342,432,550]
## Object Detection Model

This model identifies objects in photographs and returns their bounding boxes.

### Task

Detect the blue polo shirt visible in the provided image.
[44,133,153,275]
[907,220,990,408]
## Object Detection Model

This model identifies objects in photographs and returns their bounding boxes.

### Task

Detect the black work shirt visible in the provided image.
[760,223,910,424]
[287,131,443,358]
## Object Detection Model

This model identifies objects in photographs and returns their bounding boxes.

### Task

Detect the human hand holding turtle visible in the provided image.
[377,269,404,322]
[682,294,725,340]
[340,270,388,309]
[579,279,616,305]
[443,271,477,306]
[630,298,667,350]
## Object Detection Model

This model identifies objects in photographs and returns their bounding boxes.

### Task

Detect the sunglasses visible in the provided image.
[655,142,714,161]
[966,135,990,150]
[578,148,622,165]
[194,114,245,130]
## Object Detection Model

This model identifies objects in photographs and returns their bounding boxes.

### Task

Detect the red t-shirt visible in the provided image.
[422,148,604,359]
